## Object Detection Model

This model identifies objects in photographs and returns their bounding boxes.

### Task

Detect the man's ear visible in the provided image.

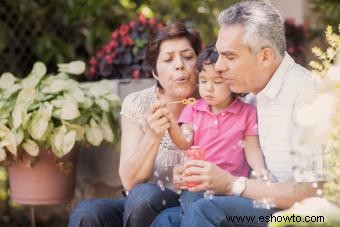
[259,47,275,67]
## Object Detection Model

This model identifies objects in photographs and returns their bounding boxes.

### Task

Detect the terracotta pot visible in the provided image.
[8,150,77,205]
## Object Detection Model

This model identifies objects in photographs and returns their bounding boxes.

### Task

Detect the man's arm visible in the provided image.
[243,179,322,209]
[183,160,322,209]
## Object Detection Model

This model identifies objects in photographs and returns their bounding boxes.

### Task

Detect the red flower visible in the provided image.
[105,55,113,64]
[129,21,136,29]
[87,15,164,80]
[138,14,147,25]
[122,36,134,46]
[119,25,129,36]
[109,40,118,49]
[149,18,156,26]
[111,31,119,39]
[132,69,140,79]
[89,57,97,66]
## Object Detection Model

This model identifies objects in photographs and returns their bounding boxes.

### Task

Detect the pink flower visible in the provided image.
[138,14,147,25]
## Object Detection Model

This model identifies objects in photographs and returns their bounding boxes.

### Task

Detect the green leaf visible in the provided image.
[57,61,86,75]
[85,119,103,146]
[0,72,17,90]
[21,62,47,89]
[0,148,6,162]
[95,98,110,112]
[100,114,114,142]
[22,139,39,157]
[62,129,77,155]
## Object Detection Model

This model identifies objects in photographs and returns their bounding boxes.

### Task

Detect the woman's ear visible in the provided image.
[152,70,158,80]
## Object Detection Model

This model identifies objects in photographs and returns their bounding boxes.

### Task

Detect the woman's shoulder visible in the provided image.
[121,86,156,128]
[122,86,156,105]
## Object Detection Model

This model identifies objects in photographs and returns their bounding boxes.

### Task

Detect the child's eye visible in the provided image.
[163,59,172,62]
[214,81,224,84]
[199,80,207,84]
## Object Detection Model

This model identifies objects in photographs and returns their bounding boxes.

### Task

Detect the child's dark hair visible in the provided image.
[196,45,218,73]
[196,45,247,98]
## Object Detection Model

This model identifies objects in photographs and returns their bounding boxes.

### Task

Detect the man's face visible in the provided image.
[215,25,264,94]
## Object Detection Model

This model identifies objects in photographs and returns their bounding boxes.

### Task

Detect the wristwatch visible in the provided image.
[231,177,247,196]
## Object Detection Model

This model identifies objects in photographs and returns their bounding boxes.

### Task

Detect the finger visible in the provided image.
[183,174,207,184]
[149,101,167,114]
[184,160,209,168]
[183,166,206,176]
[173,165,185,174]
[188,183,209,192]
[153,107,170,120]
[179,185,188,190]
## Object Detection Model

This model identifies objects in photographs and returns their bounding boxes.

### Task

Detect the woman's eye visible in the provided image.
[163,59,172,62]
[215,81,224,84]
[183,56,193,60]
[199,80,207,84]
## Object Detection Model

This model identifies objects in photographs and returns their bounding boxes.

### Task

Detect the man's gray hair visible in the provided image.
[218,0,286,60]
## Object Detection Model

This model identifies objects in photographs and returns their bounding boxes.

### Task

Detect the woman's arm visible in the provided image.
[119,103,171,190]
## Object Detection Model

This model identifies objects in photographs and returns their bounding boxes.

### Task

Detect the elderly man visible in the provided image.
[152,1,323,226]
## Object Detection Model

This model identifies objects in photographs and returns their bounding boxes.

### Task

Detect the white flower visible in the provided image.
[295,92,336,126]
[57,61,86,75]
[327,65,340,82]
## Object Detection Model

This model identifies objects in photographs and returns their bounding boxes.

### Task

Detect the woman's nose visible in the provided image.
[174,58,185,70]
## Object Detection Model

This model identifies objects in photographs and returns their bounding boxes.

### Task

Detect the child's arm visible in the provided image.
[244,135,268,179]
[168,119,193,150]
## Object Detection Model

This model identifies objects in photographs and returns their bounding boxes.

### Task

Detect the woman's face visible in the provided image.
[156,37,197,100]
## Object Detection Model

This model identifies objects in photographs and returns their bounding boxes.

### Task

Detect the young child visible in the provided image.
[168,46,268,214]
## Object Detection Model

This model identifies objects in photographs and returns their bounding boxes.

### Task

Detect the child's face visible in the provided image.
[198,64,233,109]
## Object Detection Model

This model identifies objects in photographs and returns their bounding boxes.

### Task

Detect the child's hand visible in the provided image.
[250,168,270,181]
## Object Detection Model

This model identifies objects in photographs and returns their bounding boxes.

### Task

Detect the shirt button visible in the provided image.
[213,120,218,125]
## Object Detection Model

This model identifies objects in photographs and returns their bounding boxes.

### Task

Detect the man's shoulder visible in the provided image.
[285,63,318,92]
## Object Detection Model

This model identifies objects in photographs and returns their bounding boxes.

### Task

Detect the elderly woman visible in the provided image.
[68,22,202,227]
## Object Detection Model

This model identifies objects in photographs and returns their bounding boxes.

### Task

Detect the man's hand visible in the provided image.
[183,160,237,195]
[173,164,188,190]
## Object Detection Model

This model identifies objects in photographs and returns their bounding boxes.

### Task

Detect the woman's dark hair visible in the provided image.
[146,22,202,87]
[196,45,246,98]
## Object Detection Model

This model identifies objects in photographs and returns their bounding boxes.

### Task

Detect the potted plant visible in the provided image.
[85,14,163,99]
[0,60,121,204]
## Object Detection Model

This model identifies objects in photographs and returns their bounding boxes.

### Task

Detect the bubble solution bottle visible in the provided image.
[185,146,205,188]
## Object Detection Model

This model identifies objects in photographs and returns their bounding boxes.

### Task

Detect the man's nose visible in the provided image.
[214,56,226,74]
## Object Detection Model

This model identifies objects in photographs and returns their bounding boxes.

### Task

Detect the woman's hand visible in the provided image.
[145,101,171,140]
[183,160,237,195]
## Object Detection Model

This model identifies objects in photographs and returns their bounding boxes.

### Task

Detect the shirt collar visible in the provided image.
[258,53,295,99]
[193,98,242,115]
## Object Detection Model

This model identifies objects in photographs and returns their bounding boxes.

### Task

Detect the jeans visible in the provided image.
[180,190,204,215]
[68,183,180,227]
[152,196,280,227]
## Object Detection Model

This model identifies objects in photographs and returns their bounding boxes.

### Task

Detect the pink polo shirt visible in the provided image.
[178,98,258,177]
